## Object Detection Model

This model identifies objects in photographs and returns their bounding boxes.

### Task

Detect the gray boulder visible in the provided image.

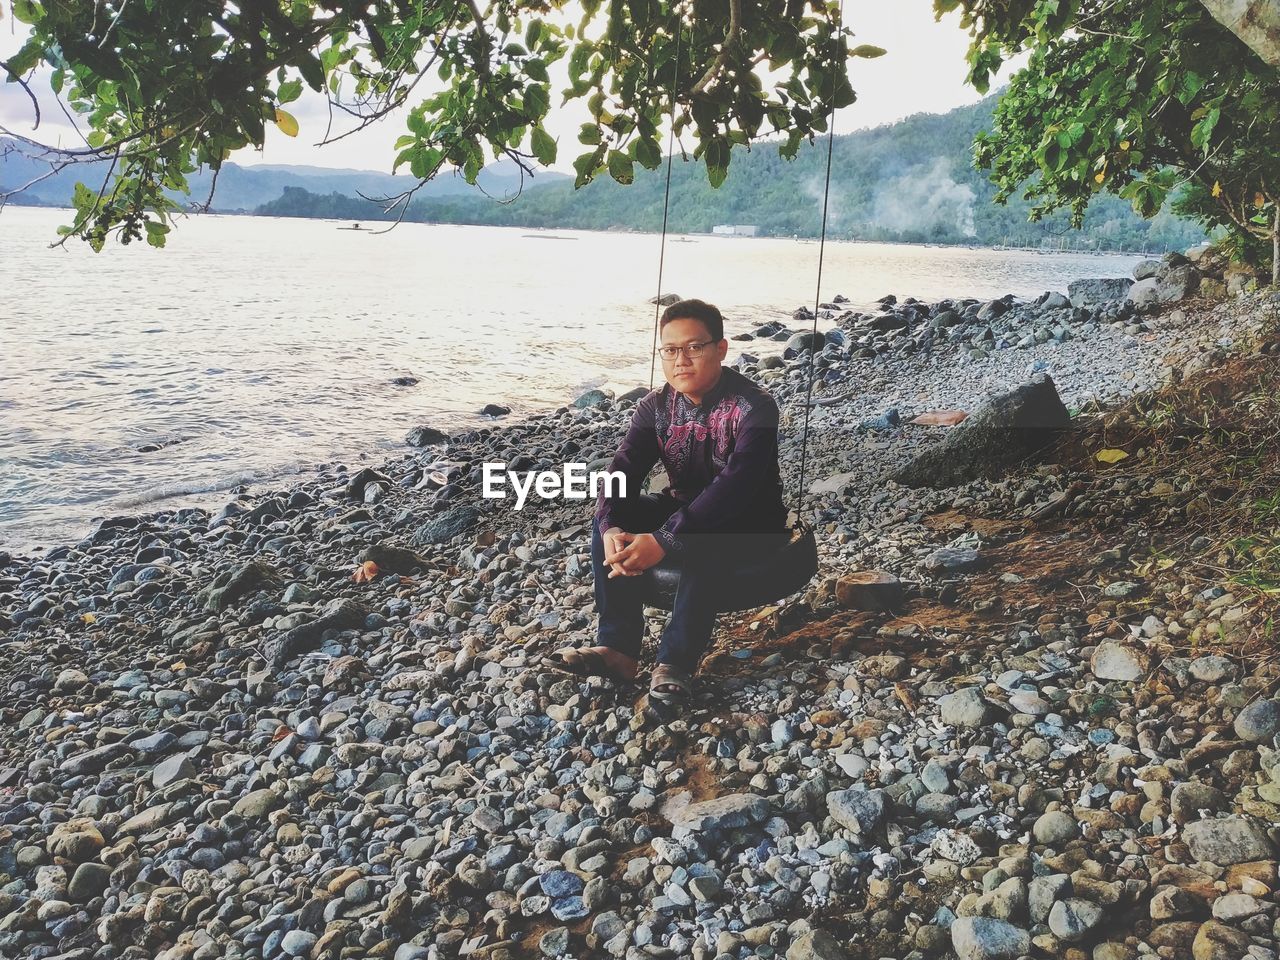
[890,375,1070,488]
[1156,263,1200,303]
[573,388,613,409]
[196,560,281,612]
[413,505,482,545]
[1133,259,1162,280]
[669,793,769,839]
[265,599,369,669]
[1128,277,1161,311]
[1068,277,1133,308]
[405,425,449,447]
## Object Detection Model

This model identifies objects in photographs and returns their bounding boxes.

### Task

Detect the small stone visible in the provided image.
[1033,811,1079,847]
[1183,816,1274,865]
[939,688,991,727]
[1189,656,1235,684]
[1090,642,1148,681]
[669,793,769,838]
[950,916,1031,960]
[1191,920,1253,960]
[1048,898,1105,942]
[152,754,195,790]
[1210,892,1262,921]
[1233,699,1280,743]
[539,926,571,957]
[1170,783,1227,824]
[54,669,90,693]
[825,787,887,835]
[232,788,280,818]
[281,930,317,956]
[67,862,112,901]
[786,929,851,960]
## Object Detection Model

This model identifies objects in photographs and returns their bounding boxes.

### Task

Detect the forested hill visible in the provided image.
[256,98,1204,251]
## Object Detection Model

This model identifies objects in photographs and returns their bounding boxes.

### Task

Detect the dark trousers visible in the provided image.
[592,494,787,673]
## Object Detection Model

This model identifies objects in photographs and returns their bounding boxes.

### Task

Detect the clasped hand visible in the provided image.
[602,528,665,577]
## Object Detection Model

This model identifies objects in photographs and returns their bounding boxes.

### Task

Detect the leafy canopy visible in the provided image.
[2,0,873,250]
[937,0,1280,274]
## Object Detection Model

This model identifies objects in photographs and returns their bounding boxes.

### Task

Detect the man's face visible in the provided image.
[660,317,728,398]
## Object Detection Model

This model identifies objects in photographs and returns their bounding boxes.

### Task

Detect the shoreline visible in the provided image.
[2,200,1162,257]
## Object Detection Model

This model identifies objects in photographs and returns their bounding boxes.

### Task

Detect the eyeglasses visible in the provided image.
[657,340,715,361]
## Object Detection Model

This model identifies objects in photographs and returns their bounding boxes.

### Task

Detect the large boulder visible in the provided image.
[1068,277,1133,308]
[1128,277,1161,312]
[889,374,1071,488]
[1156,263,1201,303]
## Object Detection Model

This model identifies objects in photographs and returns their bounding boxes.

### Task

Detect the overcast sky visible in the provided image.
[0,2,1017,174]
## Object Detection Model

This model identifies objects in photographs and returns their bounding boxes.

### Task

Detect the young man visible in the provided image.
[549,298,788,706]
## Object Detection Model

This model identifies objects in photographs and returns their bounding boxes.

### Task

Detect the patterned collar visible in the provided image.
[672,367,729,411]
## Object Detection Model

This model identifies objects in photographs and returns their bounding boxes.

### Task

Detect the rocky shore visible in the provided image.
[2,264,1279,960]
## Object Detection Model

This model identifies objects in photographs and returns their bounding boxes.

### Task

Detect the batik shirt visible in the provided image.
[595,366,788,554]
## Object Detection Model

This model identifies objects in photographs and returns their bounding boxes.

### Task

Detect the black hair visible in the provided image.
[659,298,724,342]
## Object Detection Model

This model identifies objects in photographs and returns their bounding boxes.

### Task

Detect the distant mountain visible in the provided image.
[0,145,568,212]
[2,98,1204,251]
[255,98,1205,252]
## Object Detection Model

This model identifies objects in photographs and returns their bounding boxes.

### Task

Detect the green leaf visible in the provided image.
[851,44,887,58]
[525,58,549,83]
[531,126,557,166]
[144,221,170,249]
[278,79,303,104]
[299,54,325,91]
[12,0,42,24]
[578,123,602,145]
[523,84,549,120]
[634,136,662,170]
[607,149,634,184]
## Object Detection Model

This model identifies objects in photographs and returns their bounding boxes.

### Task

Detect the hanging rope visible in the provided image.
[794,4,843,521]
[648,13,682,391]
[646,1,844,527]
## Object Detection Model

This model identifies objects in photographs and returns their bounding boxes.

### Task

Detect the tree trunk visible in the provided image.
[1199,1,1280,66]
[1273,206,1279,287]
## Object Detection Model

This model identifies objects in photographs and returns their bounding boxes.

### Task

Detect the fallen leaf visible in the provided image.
[894,682,919,712]
[910,410,968,426]
[352,560,380,584]
[1096,448,1129,464]
[271,725,293,742]
[81,613,96,625]
[170,660,186,671]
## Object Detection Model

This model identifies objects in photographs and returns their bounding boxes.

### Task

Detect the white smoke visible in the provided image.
[803,175,843,232]
[873,158,977,238]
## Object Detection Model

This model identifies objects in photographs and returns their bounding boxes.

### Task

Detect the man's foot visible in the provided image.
[649,663,693,700]
[546,646,639,683]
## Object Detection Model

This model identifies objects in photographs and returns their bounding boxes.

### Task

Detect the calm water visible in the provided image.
[0,206,1141,552]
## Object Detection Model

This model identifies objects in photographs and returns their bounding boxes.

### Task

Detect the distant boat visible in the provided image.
[337,223,365,231]
[522,233,576,240]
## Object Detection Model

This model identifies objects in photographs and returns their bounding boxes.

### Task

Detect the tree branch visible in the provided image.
[0,61,41,130]
[690,0,742,95]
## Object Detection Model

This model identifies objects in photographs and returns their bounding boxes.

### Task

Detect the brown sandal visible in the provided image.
[546,647,637,683]
[649,663,693,702]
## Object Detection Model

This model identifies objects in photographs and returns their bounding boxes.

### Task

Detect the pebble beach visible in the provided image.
[3,259,1280,960]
